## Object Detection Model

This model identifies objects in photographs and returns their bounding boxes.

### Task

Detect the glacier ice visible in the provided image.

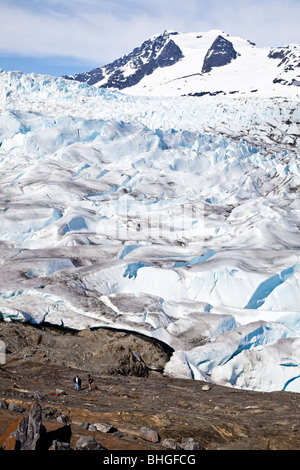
[0,70,299,392]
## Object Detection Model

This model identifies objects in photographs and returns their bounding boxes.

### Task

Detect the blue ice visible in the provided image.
[245,265,300,309]
[119,245,140,259]
[173,249,217,268]
[73,164,90,177]
[62,216,88,233]
[123,262,149,279]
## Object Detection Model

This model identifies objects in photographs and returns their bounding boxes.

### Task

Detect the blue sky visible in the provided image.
[0,0,299,76]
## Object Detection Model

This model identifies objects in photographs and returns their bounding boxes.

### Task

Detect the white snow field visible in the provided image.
[0,65,299,392]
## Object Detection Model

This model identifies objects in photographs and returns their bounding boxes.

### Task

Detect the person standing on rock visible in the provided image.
[87,374,94,391]
[73,375,81,391]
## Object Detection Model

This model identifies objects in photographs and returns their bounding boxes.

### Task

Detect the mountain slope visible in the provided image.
[66,30,183,89]
[64,30,300,97]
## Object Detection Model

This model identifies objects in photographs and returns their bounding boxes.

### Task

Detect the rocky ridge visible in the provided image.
[201,35,238,74]
[64,29,300,96]
[65,30,184,89]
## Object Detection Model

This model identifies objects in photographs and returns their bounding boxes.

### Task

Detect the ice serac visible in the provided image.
[202,35,237,73]
[0,34,300,394]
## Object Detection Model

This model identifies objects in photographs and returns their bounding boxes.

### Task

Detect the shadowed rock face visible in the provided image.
[0,321,172,378]
[202,35,238,73]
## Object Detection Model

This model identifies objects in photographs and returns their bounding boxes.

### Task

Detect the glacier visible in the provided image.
[0,69,299,392]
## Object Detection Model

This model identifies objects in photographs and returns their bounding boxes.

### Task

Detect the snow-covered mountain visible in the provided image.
[0,31,299,393]
[65,29,300,96]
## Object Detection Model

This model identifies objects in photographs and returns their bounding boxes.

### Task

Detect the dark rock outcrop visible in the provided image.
[181,437,203,450]
[14,400,45,450]
[8,402,25,413]
[75,435,106,450]
[49,439,71,450]
[269,45,300,86]
[106,346,150,377]
[139,426,160,443]
[65,31,184,89]
[162,438,183,449]
[0,321,172,378]
[202,35,237,73]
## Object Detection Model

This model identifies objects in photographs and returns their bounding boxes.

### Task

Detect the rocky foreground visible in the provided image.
[0,320,300,452]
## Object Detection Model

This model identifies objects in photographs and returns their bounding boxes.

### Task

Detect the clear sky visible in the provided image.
[0,0,299,77]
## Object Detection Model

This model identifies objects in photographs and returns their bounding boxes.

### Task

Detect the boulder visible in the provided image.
[50,439,71,450]
[181,437,203,450]
[75,436,106,450]
[139,426,160,443]
[14,400,46,450]
[162,438,183,449]
[8,402,25,413]
[92,422,117,433]
[56,414,68,425]
[80,422,90,430]
[202,384,212,391]
[42,406,58,420]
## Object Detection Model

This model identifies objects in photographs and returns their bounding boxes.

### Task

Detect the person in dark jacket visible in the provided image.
[87,374,94,391]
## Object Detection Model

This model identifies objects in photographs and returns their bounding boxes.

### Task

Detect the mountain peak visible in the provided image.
[64,30,300,97]
[65,30,184,89]
[202,35,238,74]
